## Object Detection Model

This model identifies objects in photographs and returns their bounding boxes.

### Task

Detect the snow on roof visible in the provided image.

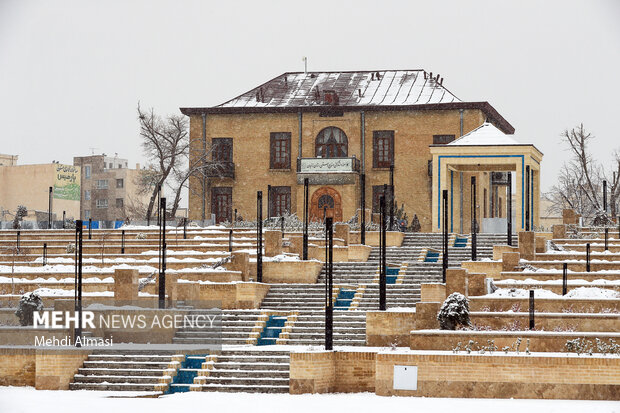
[215,70,461,108]
[448,122,527,146]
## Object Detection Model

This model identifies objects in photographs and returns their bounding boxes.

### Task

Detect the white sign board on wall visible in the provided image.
[393,365,418,390]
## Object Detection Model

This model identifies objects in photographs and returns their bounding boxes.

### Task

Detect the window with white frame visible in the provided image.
[96,179,109,189]
[96,199,108,208]
[84,190,91,200]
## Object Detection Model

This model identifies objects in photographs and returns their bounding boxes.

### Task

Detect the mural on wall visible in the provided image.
[53,164,81,201]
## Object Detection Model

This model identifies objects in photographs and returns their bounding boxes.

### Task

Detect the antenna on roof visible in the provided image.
[302,56,308,74]
[89,147,98,155]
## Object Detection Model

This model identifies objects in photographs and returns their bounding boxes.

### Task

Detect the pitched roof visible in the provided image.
[180,70,515,134]
[448,122,527,146]
[215,70,459,108]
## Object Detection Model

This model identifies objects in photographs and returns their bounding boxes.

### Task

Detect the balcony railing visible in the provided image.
[296,156,361,173]
[204,161,235,179]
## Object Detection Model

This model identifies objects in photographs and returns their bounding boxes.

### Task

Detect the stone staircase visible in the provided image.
[197,349,290,393]
[173,310,262,345]
[70,351,182,392]
[285,311,366,346]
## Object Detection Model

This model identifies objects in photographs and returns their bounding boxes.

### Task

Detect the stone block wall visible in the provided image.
[375,351,620,399]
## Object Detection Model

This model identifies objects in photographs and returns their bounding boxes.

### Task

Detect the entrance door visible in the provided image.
[310,187,343,222]
[211,187,232,224]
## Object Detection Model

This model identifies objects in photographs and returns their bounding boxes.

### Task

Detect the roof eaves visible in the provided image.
[179,101,514,134]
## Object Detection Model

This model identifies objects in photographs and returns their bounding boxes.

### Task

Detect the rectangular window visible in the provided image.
[108,163,113,169]
[116,198,124,208]
[269,186,291,217]
[433,134,456,145]
[84,165,91,179]
[84,210,90,219]
[212,138,233,162]
[116,179,124,188]
[96,199,108,209]
[373,131,394,168]
[96,179,109,189]
[84,190,91,200]
[372,185,388,213]
[270,132,291,169]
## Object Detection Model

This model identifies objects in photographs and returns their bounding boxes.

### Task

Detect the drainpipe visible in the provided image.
[360,111,366,171]
[298,111,303,159]
[202,113,207,221]
[459,109,464,137]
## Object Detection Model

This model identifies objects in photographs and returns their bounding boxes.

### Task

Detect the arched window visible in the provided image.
[318,194,335,209]
[315,127,348,158]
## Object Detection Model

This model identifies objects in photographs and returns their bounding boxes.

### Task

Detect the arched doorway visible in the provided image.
[310,187,343,222]
[315,127,348,158]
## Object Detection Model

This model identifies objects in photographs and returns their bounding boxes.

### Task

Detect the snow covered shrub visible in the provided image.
[591,209,613,227]
[437,292,471,330]
[136,232,147,240]
[12,205,27,229]
[15,292,43,326]
[66,243,76,254]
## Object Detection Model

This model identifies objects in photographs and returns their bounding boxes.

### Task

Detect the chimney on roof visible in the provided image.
[284,75,288,86]
[439,77,443,85]
[323,90,339,106]
[358,89,362,98]
[376,72,381,80]
[429,72,433,80]
[371,73,375,81]
[424,71,427,80]
[314,86,320,100]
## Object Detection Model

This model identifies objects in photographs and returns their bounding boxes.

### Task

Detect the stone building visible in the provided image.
[73,154,147,222]
[181,70,535,232]
[0,162,80,223]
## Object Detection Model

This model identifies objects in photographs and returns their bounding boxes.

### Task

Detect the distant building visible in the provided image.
[0,154,18,166]
[73,154,148,222]
[0,162,80,223]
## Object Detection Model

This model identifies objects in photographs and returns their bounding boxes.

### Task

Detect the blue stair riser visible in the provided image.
[257,316,286,346]
[387,276,397,284]
[165,354,208,394]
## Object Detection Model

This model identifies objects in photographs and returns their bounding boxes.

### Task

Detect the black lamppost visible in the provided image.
[74,220,83,346]
[257,191,263,282]
[324,217,334,350]
[48,186,52,229]
[507,172,512,246]
[158,198,167,309]
[525,166,530,231]
[379,196,387,310]
[62,211,66,229]
[603,180,607,213]
[303,178,309,260]
[471,176,477,261]
[121,230,125,254]
[360,173,366,245]
[442,190,449,283]
[389,163,395,231]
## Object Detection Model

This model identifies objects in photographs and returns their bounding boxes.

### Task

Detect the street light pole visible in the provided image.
[158,198,167,309]
[257,191,263,282]
[471,176,477,261]
[48,186,52,229]
[324,217,333,351]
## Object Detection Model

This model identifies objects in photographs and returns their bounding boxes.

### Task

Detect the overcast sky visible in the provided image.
[1,0,619,193]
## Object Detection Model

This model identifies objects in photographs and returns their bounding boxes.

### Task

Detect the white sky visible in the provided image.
[1,0,619,193]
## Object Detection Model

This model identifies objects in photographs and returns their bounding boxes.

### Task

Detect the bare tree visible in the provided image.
[545,124,619,223]
[137,104,189,222]
[137,104,228,221]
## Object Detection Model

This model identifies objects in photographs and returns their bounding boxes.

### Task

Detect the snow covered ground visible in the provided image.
[0,387,617,413]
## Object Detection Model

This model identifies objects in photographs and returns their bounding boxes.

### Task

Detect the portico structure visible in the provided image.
[430,123,543,233]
